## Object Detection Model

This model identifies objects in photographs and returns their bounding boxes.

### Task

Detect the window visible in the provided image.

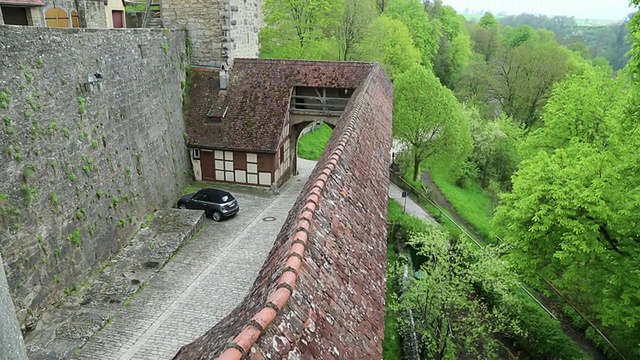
[71,10,79,28]
[1,6,28,25]
[279,146,284,164]
[193,193,207,201]
[193,148,201,159]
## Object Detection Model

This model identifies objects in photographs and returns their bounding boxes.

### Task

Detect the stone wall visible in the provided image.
[226,0,263,62]
[0,26,190,321]
[162,0,262,67]
[0,254,26,360]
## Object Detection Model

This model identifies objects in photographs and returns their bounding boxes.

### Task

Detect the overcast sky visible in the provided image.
[440,0,636,21]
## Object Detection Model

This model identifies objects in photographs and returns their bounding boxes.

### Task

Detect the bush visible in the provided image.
[383,243,404,360]
[388,200,432,239]
[505,292,586,360]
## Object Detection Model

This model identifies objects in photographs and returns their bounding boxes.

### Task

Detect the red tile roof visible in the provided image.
[0,0,45,6]
[173,64,393,359]
[185,59,375,153]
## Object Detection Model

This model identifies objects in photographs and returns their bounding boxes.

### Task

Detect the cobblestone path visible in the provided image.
[76,159,316,360]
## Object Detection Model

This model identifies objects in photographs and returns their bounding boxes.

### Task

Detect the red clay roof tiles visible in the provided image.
[185,59,375,153]
[0,0,45,5]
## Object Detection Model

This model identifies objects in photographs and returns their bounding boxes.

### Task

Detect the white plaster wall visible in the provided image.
[104,0,126,28]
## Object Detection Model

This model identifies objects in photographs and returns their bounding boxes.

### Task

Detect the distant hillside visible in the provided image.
[461,12,630,70]
[462,14,622,27]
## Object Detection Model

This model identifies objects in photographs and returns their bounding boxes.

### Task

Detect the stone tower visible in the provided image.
[162,0,263,67]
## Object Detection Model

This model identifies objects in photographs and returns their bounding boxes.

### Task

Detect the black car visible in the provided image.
[177,188,239,221]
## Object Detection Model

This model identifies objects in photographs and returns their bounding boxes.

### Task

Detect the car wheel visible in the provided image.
[178,204,187,209]
[212,211,222,221]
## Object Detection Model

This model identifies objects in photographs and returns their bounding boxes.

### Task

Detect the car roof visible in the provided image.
[197,188,234,201]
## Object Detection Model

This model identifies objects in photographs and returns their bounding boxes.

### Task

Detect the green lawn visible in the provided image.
[297,123,333,161]
[429,165,495,241]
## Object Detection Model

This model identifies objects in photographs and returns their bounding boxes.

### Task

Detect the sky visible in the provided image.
[440,0,636,21]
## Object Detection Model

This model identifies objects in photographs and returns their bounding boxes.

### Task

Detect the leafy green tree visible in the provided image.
[395,225,520,360]
[454,53,493,108]
[566,38,592,59]
[591,56,613,71]
[429,5,472,88]
[337,0,377,60]
[384,0,440,68]
[469,12,502,62]
[468,108,524,189]
[479,12,498,29]
[355,16,421,79]
[523,67,626,153]
[502,25,538,48]
[260,0,341,59]
[494,143,640,333]
[393,65,472,180]
[492,40,571,128]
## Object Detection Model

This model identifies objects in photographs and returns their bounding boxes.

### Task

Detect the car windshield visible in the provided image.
[221,195,230,202]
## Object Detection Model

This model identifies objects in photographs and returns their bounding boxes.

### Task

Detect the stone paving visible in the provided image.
[74,159,317,360]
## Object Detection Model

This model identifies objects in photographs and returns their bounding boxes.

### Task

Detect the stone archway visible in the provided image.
[289,114,338,176]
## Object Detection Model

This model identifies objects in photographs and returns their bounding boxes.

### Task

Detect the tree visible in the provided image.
[384,0,440,68]
[494,143,640,334]
[393,65,472,180]
[467,108,523,189]
[468,12,502,62]
[454,54,495,115]
[395,225,519,360]
[492,40,571,128]
[376,0,388,13]
[523,67,626,153]
[501,25,538,49]
[429,5,472,88]
[337,0,377,60]
[479,12,498,29]
[355,16,421,79]
[260,0,341,59]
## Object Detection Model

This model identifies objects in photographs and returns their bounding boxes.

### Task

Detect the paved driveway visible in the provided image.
[76,159,317,360]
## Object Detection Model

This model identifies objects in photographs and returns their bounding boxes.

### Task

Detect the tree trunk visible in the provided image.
[413,154,421,181]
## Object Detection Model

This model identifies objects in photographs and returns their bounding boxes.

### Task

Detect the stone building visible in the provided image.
[0,0,111,27]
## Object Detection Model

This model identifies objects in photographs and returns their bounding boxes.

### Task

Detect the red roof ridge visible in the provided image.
[234,57,377,67]
[215,100,362,360]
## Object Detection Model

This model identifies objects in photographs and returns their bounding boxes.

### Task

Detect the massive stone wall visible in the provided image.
[0,26,190,321]
[0,254,26,360]
[162,0,262,67]
[226,0,263,62]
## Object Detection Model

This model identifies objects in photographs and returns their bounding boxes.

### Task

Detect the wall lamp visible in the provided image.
[84,72,104,93]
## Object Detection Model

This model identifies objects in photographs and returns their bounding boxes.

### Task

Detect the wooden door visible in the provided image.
[112,10,124,28]
[200,150,215,180]
[45,8,69,28]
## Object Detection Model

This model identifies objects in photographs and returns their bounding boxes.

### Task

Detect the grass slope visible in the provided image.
[429,165,494,240]
[297,123,333,161]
